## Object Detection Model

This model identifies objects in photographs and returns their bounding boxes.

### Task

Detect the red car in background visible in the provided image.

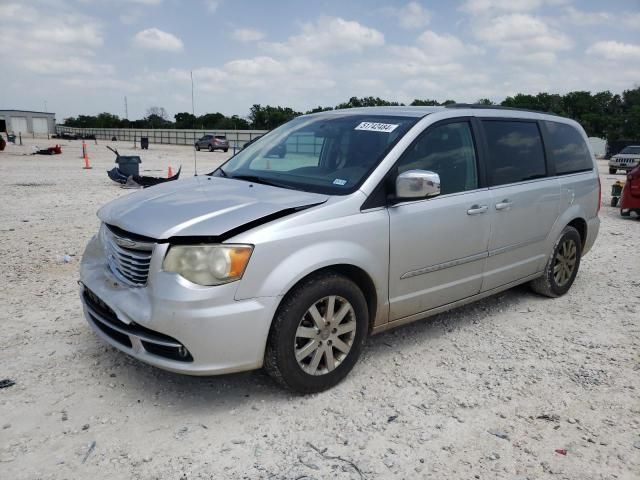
[620,163,640,217]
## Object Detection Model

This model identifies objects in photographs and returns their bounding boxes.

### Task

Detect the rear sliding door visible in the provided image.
[480,119,561,292]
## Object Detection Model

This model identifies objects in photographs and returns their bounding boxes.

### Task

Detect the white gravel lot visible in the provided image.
[0,138,638,479]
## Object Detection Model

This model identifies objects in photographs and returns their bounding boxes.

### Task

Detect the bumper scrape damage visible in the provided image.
[79,233,279,375]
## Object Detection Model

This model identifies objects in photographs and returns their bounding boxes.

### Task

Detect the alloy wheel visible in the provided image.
[294,295,357,376]
[553,239,577,287]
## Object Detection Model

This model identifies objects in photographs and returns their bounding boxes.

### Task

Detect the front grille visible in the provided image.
[617,158,638,165]
[104,226,154,287]
[83,288,193,362]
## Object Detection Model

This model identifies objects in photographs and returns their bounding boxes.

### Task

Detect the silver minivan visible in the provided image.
[80,106,600,393]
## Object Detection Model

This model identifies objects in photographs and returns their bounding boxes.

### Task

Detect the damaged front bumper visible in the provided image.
[79,234,279,375]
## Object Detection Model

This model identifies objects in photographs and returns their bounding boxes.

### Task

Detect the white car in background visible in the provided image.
[609,146,640,174]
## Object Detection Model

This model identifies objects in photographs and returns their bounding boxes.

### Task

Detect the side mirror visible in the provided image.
[395,169,441,200]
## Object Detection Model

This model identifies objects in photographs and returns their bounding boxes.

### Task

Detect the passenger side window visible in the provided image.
[396,122,478,195]
[544,121,593,175]
[483,121,546,186]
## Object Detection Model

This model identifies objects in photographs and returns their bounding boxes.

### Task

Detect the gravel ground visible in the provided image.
[1,138,638,479]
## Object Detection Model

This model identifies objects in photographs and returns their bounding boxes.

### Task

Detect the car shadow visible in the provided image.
[87,284,538,411]
[365,284,536,359]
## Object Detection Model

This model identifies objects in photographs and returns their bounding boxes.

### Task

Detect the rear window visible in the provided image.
[215,135,227,140]
[544,121,593,175]
[483,120,546,186]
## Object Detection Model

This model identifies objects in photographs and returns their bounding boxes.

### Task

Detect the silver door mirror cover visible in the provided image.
[395,170,441,200]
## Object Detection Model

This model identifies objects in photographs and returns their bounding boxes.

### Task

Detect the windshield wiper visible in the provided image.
[230,174,291,189]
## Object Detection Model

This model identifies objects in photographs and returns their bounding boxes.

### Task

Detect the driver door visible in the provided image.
[388,119,491,320]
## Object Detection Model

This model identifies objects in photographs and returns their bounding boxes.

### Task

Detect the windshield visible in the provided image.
[213,114,418,194]
[620,146,640,155]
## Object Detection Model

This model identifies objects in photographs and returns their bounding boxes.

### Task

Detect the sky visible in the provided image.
[0,0,639,122]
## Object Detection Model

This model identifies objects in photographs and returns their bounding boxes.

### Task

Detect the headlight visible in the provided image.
[162,244,253,286]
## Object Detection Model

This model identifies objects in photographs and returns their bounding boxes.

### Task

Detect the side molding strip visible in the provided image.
[401,251,488,279]
[400,235,547,280]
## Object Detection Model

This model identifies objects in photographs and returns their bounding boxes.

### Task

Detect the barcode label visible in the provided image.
[355,122,399,133]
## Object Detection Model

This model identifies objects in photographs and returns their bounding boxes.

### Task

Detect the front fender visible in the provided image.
[234,208,390,327]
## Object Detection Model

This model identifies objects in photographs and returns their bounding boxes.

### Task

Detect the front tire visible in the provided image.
[195,144,200,151]
[609,167,617,174]
[264,271,368,393]
[530,226,582,298]
[208,144,214,152]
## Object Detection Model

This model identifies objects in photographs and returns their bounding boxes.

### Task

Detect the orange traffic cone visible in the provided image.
[83,142,92,169]
[167,165,173,178]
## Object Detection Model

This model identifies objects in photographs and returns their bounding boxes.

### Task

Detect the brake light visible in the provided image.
[597,177,601,214]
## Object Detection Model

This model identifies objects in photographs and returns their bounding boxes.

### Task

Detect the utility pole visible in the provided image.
[124,96,128,120]
[191,71,195,118]
[191,70,197,176]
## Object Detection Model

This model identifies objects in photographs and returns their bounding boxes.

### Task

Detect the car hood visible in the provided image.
[614,154,640,159]
[98,176,328,240]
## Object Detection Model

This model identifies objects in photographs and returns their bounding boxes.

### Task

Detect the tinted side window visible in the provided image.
[544,121,592,174]
[483,121,546,186]
[396,122,478,195]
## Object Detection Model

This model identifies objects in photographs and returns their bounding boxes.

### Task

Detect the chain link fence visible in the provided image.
[55,126,268,150]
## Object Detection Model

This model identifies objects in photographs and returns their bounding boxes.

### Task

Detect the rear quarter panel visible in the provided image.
[540,118,599,265]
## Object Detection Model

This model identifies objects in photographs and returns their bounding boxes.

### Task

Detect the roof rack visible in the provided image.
[445,103,560,116]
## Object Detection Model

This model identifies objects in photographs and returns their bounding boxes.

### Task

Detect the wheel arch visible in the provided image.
[567,217,587,250]
[539,205,590,271]
[273,264,379,332]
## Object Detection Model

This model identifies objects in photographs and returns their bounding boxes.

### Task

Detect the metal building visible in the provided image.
[0,110,56,136]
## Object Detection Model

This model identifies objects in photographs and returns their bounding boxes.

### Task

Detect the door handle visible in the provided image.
[495,199,513,211]
[467,204,488,215]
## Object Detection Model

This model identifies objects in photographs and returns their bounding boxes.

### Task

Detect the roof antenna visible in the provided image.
[191,70,198,176]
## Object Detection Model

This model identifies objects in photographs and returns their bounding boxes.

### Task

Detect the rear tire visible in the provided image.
[224,148,228,152]
[195,144,200,151]
[264,271,368,394]
[530,226,581,298]
[609,167,617,174]
[621,208,631,217]
[208,144,213,152]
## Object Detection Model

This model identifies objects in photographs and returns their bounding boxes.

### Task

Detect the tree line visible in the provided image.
[63,87,640,141]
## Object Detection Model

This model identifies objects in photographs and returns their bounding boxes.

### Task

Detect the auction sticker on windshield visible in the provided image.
[355,122,399,133]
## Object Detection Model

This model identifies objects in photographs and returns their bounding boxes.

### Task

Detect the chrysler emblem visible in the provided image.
[114,237,138,248]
